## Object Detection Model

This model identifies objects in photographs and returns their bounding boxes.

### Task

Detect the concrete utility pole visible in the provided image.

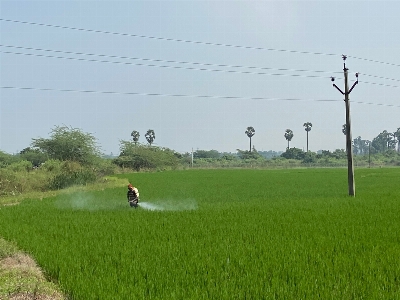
[331,55,358,196]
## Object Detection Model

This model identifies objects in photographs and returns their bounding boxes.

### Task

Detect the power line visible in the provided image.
[349,55,400,68]
[360,81,400,89]
[2,85,399,107]
[5,18,400,77]
[6,45,400,89]
[0,44,342,75]
[0,85,340,101]
[3,19,400,69]
[0,18,339,57]
[360,73,400,83]
[0,50,337,80]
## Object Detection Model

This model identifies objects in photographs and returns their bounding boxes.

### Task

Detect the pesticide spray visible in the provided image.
[54,191,198,212]
[137,198,197,211]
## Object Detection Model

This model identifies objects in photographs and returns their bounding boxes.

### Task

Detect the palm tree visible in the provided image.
[245,127,255,152]
[303,122,312,152]
[145,129,155,146]
[342,124,347,135]
[131,130,140,144]
[394,127,400,152]
[284,129,294,149]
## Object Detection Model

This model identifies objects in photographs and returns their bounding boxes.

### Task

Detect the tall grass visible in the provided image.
[0,168,399,299]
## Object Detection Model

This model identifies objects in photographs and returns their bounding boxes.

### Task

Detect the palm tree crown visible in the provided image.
[303,122,312,152]
[145,129,155,146]
[284,129,294,149]
[245,127,255,152]
[131,130,140,144]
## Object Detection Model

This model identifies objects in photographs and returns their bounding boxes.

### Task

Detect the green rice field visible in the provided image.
[1,168,400,299]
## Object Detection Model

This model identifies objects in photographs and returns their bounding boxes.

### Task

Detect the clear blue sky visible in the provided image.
[1,0,399,155]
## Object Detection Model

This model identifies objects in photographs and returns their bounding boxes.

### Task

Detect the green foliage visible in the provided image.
[114,141,179,171]
[8,160,33,172]
[145,129,155,146]
[19,147,48,167]
[193,149,220,159]
[1,169,400,299]
[257,150,282,159]
[0,169,18,196]
[371,130,396,153]
[281,147,305,160]
[302,151,317,163]
[92,157,119,177]
[236,147,263,160]
[41,159,63,172]
[48,161,97,190]
[31,126,101,165]
[352,136,369,155]
[0,164,54,196]
[130,130,140,144]
[0,151,19,168]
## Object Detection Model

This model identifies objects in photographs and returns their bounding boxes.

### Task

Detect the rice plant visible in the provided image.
[0,168,399,299]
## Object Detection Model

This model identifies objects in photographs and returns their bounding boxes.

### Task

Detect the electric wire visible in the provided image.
[0,44,342,75]
[2,85,399,108]
[5,45,400,83]
[348,55,400,68]
[360,81,400,89]
[360,73,400,83]
[0,50,337,79]
[5,45,400,84]
[0,18,339,57]
[3,18,400,69]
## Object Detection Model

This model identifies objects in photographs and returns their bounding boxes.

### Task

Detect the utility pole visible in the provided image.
[331,55,358,197]
[368,141,371,168]
[191,148,194,167]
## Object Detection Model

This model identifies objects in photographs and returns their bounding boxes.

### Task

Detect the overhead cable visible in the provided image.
[2,85,399,108]
[0,44,342,75]
[0,50,337,79]
[0,18,339,56]
[3,19,400,68]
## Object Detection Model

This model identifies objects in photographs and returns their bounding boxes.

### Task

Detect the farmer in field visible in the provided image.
[127,184,140,208]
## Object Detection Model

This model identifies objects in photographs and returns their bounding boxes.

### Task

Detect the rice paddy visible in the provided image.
[0,168,399,299]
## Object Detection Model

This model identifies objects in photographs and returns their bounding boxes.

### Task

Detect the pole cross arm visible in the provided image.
[333,84,344,95]
[348,81,358,94]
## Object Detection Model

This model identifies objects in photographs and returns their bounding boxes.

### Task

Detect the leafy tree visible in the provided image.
[258,150,283,159]
[284,129,294,149]
[194,150,220,159]
[19,147,48,167]
[394,127,400,152]
[281,147,305,160]
[245,126,255,152]
[302,151,316,164]
[352,136,369,155]
[332,149,347,159]
[145,129,155,146]
[371,130,395,153]
[31,126,101,165]
[0,150,19,168]
[237,146,262,160]
[114,141,178,171]
[131,130,140,144]
[303,122,312,152]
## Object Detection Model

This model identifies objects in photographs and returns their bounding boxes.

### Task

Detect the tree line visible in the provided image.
[1,124,399,197]
[245,124,400,155]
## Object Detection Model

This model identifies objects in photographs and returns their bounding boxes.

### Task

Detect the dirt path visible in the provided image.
[0,248,65,300]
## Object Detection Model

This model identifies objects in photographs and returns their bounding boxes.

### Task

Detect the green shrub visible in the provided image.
[41,159,63,172]
[8,160,33,172]
[49,162,97,190]
[114,142,179,171]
